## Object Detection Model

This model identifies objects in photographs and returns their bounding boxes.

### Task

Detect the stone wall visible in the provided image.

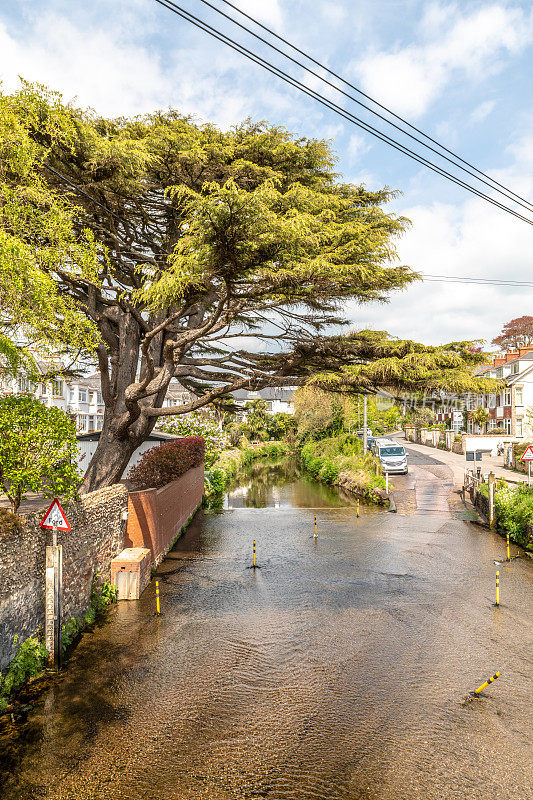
[0,484,128,670]
[126,465,204,567]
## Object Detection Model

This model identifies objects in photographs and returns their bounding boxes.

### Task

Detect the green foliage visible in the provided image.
[294,386,401,443]
[495,484,533,549]
[300,434,385,499]
[204,442,290,499]
[129,437,205,490]
[405,406,436,429]
[160,412,228,468]
[0,635,48,711]
[472,405,490,431]
[0,394,80,512]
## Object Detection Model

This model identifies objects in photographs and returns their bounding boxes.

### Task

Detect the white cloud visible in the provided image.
[320,3,348,26]
[232,0,283,29]
[347,132,370,162]
[349,156,533,346]
[352,3,533,117]
[468,99,496,126]
[0,9,291,126]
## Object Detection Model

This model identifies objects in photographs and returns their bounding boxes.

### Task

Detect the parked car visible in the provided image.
[371,438,408,474]
[356,427,373,439]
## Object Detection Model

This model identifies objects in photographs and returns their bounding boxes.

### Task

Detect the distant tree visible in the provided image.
[407,407,436,428]
[242,400,270,441]
[492,316,533,350]
[472,405,490,433]
[266,412,297,441]
[159,412,228,468]
[0,395,80,513]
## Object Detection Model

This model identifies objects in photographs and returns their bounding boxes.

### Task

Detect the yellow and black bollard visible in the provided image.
[474,671,501,695]
[506,533,511,562]
[314,514,317,538]
[495,570,500,607]
[253,540,256,568]
[356,500,360,519]
[155,580,160,615]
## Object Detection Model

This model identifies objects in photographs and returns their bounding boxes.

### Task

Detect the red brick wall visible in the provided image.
[126,465,204,566]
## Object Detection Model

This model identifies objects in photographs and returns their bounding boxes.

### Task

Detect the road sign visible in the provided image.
[520,446,533,461]
[40,499,71,532]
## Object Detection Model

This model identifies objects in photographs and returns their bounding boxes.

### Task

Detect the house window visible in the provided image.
[503,388,511,406]
[504,418,512,434]
[18,376,30,393]
[511,363,519,375]
[97,391,103,404]
[516,418,523,437]
[69,388,75,403]
[515,387,523,405]
[88,415,96,432]
[77,414,88,432]
[41,383,48,396]
[51,379,63,397]
[496,367,503,378]
[78,389,88,403]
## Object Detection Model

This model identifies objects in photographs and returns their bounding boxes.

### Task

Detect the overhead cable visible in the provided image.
[196,0,533,214]
[208,0,533,212]
[153,0,533,226]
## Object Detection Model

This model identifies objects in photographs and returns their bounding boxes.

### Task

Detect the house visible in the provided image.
[434,346,533,439]
[0,365,192,434]
[232,387,296,416]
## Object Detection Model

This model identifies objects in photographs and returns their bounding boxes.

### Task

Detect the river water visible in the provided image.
[2,459,532,800]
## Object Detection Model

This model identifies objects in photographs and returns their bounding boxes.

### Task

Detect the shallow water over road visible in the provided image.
[2,461,532,799]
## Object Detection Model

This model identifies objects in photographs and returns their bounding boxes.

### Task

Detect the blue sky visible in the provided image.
[2,0,533,347]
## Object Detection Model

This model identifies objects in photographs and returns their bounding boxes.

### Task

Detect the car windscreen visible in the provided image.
[379,447,405,457]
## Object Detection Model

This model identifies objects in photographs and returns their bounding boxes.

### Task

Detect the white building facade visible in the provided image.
[1,369,191,433]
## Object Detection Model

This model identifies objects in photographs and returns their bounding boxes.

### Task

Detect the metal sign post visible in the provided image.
[41,500,70,669]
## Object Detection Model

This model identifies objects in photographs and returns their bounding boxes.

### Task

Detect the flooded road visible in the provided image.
[2,460,533,800]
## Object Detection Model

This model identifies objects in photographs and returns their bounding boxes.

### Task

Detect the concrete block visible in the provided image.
[111,548,151,600]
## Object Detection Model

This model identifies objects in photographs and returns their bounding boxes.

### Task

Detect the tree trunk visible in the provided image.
[80,424,143,494]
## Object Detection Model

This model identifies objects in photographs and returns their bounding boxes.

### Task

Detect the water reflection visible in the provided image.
[224,457,360,509]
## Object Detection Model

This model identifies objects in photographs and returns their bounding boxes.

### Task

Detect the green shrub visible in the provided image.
[319,461,340,484]
[495,484,533,549]
[0,635,48,711]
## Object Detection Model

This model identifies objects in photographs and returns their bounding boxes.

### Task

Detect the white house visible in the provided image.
[0,366,192,434]
[434,346,533,439]
[232,387,296,416]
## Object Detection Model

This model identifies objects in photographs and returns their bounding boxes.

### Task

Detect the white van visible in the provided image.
[371,438,408,475]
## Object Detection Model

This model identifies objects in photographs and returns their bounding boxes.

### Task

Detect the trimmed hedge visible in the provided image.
[129,436,205,490]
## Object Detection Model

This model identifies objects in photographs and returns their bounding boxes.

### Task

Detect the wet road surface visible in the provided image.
[2,463,532,800]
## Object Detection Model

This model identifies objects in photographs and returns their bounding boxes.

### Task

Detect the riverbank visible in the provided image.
[300,434,388,504]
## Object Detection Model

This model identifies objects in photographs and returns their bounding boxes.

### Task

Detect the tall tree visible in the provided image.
[492,316,533,350]
[1,84,492,491]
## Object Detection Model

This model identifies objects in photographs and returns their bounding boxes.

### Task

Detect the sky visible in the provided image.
[1,0,533,349]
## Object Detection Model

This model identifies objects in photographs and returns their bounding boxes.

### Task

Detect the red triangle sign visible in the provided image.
[520,446,533,461]
[40,499,71,531]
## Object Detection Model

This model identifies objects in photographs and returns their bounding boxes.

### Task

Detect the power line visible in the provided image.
[210,0,533,214]
[196,0,533,215]
[153,0,533,227]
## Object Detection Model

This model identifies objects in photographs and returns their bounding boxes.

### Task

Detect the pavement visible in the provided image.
[393,433,530,489]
